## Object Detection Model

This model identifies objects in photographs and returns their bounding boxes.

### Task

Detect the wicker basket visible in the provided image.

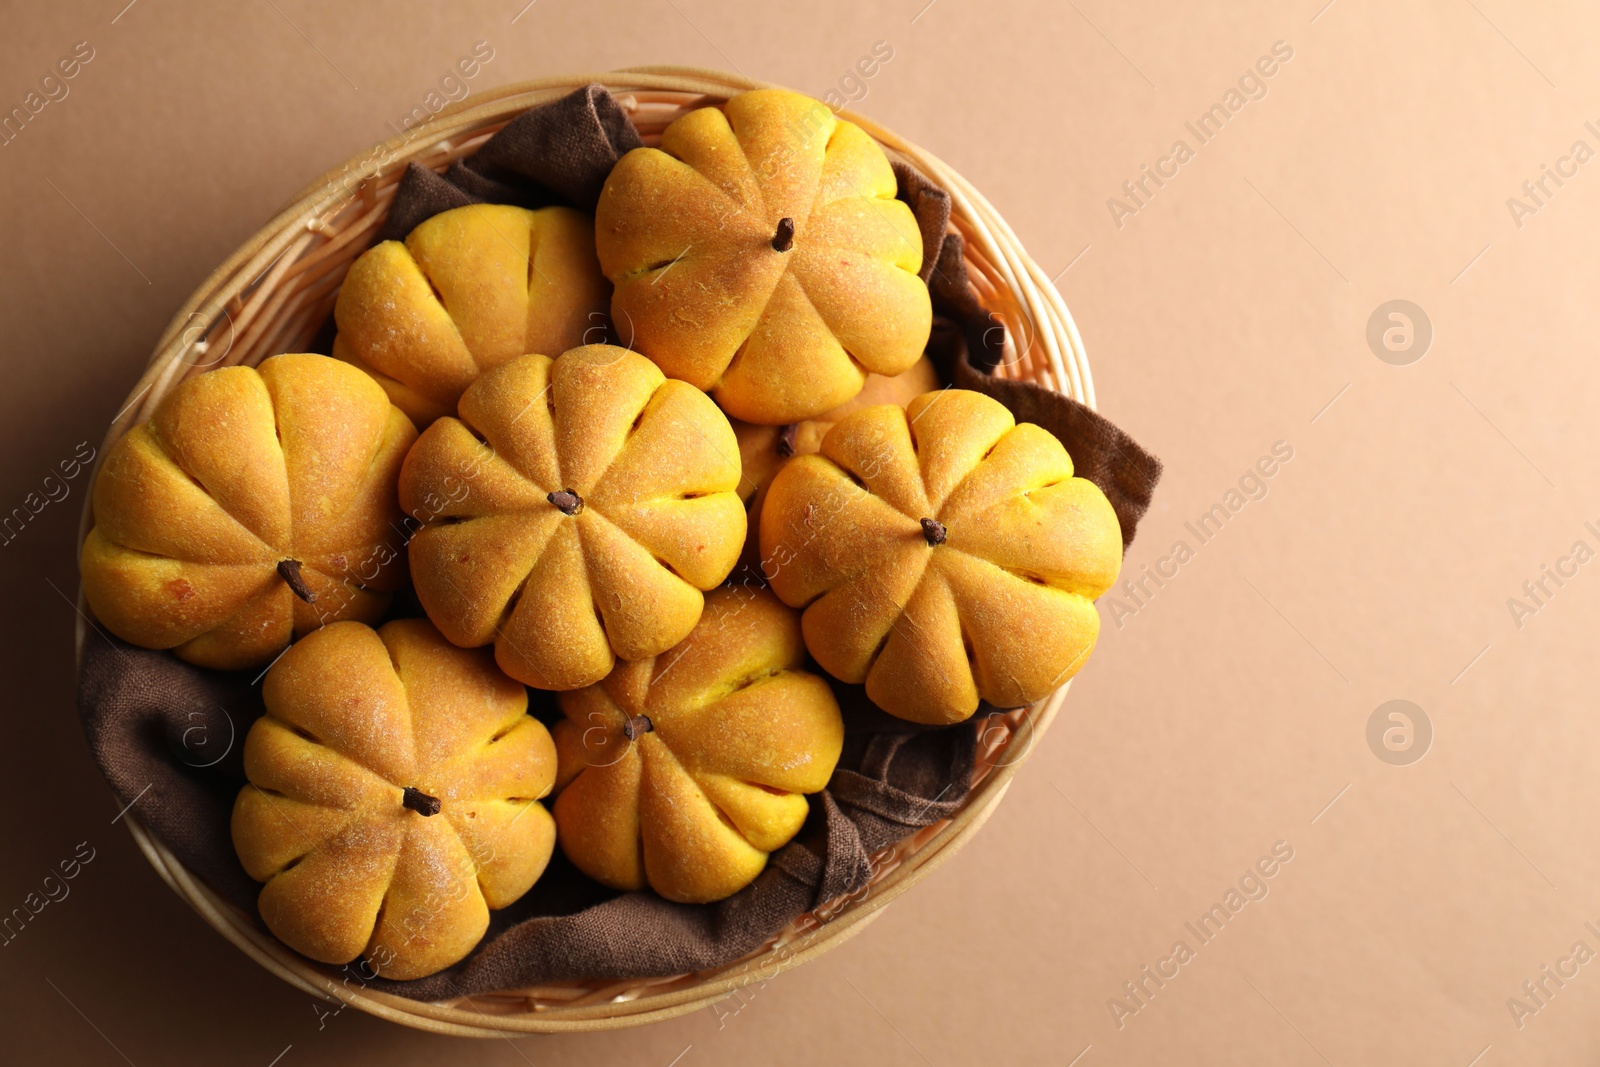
[72,67,1097,1035]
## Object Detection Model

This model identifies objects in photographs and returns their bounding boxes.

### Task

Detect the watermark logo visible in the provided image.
[979,705,1037,769]
[1366,700,1431,766]
[0,40,95,149]
[0,441,96,548]
[1507,924,1600,1030]
[1506,525,1599,629]
[1106,40,1295,229]
[174,707,236,769]
[819,41,894,112]
[1106,840,1295,1029]
[1102,440,1294,628]
[1366,300,1431,366]
[0,841,96,947]
[393,41,495,134]
[1506,124,1600,230]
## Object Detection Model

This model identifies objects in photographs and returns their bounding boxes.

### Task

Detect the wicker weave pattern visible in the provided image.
[74,68,1095,1035]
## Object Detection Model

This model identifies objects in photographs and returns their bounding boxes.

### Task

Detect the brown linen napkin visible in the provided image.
[379,83,642,241]
[77,84,1162,999]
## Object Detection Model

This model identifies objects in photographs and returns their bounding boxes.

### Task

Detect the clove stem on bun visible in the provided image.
[547,488,584,516]
[276,559,318,603]
[402,786,442,816]
[771,217,796,253]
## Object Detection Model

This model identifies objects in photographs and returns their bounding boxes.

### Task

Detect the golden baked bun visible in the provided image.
[551,587,843,903]
[760,389,1122,724]
[731,357,941,572]
[595,88,931,425]
[80,354,416,670]
[231,619,557,980]
[399,345,746,691]
[333,204,610,424]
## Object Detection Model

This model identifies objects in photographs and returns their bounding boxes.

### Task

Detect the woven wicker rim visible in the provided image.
[72,67,1096,1035]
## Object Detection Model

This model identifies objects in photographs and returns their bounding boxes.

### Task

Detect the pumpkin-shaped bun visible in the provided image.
[80,354,416,670]
[761,390,1122,725]
[732,357,941,571]
[399,345,746,691]
[232,619,557,980]
[333,204,609,425]
[595,88,931,425]
[552,587,843,903]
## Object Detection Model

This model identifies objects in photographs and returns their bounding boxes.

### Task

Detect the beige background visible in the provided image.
[3,0,1597,1063]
